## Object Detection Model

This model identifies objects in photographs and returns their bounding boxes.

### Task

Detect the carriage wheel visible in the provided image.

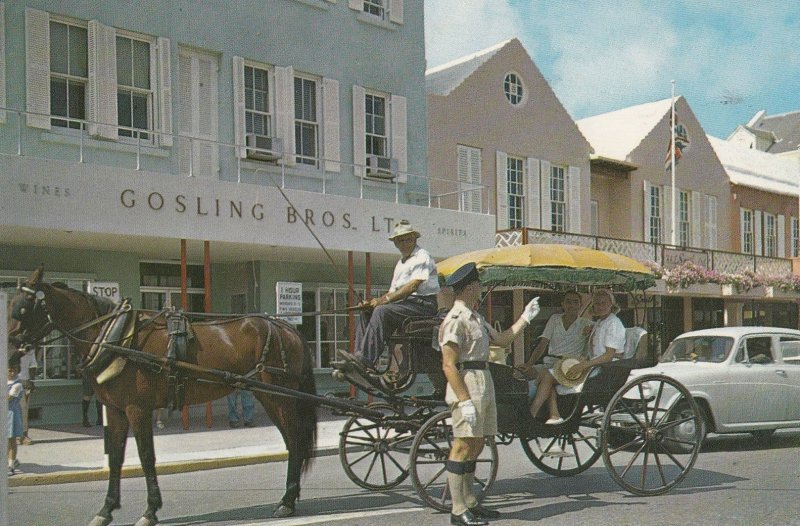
[339,403,415,490]
[409,410,498,512]
[601,374,703,496]
[520,406,602,477]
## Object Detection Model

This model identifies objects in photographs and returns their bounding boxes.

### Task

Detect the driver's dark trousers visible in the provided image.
[354,295,438,367]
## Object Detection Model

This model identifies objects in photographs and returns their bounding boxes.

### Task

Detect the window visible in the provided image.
[363,0,385,18]
[550,165,566,232]
[503,72,524,106]
[649,185,662,243]
[764,213,777,257]
[742,209,754,254]
[780,337,800,365]
[678,190,690,246]
[507,156,524,229]
[295,76,318,165]
[50,20,88,129]
[365,93,387,158]
[116,35,152,139]
[245,65,271,138]
[792,217,799,257]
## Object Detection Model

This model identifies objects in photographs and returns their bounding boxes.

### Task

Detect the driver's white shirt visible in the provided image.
[389,246,440,297]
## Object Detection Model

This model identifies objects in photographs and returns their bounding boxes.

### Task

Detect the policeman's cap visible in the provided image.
[446,262,480,293]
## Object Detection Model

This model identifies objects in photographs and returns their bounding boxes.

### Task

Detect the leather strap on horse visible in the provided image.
[165,312,191,410]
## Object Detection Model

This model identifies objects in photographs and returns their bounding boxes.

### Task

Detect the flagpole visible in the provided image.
[670,80,677,246]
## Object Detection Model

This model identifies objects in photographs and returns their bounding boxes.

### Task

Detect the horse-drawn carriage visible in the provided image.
[7,245,704,526]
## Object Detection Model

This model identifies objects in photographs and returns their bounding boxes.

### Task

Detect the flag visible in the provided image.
[664,110,691,172]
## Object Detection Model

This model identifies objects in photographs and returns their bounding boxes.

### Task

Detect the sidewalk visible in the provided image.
[7,410,348,487]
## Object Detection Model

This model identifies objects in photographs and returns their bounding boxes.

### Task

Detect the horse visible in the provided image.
[8,266,317,526]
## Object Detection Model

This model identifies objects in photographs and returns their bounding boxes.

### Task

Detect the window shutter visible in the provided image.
[157,37,172,147]
[643,181,652,242]
[662,185,673,244]
[704,195,717,250]
[739,208,747,252]
[691,191,702,247]
[177,52,191,175]
[274,65,295,166]
[322,77,340,172]
[25,8,50,129]
[778,214,786,257]
[754,211,763,255]
[496,150,508,230]
[590,201,599,236]
[525,157,540,228]
[568,166,581,233]
[0,2,6,124]
[468,147,482,212]
[87,20,117,139]
[232,56,246,158]
[540,161,552,230]
[348,0,361,10]
[458,145,481,213]
[195,54,218,178]
[352,84,366,177]
[390,94,407,182]
[389,0,404,24]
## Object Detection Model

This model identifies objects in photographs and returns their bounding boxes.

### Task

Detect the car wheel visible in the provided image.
[750,429,776,443]
[664,401,707,454]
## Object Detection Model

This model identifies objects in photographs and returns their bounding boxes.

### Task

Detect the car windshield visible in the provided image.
[661,336,734,363]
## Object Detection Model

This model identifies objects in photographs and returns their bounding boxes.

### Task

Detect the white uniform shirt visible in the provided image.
[389,246,440,297]
[541,314,593,360]
[18,351,38,381]
[8,377,24,398]
[589,313,626,359]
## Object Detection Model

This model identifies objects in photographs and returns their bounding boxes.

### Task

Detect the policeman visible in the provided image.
[439,262,540,526]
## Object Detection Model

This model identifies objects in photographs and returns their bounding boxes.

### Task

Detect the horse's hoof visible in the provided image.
[273,504,295,518]
[88,516,112,526]
[134,516,158,526]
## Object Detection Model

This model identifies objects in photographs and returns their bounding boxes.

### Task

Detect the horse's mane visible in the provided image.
[47,281,117,316]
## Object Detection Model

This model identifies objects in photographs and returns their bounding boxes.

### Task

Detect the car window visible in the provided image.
[780,337,800,365]
[738,336,774,364]
[661,336,733,363]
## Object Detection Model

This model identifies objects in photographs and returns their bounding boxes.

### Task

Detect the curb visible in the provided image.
[8,446,340,487]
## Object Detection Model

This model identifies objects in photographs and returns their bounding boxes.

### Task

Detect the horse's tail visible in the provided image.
[296,338,318,474]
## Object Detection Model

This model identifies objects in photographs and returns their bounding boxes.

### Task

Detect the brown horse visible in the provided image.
[8,267,317,526]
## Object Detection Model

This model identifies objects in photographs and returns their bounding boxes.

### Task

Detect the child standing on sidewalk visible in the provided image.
[8,356,24,474]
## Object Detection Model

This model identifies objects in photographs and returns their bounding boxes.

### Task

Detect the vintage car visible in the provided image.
[630,326,800,447]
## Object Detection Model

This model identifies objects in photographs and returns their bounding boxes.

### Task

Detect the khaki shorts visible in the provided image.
[450,396,497,438]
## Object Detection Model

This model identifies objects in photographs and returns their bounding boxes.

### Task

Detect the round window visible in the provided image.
[504,73,524,106]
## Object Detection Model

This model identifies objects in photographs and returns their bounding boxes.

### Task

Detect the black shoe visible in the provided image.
[82,419,91,428]
[229,421,240,428]
[469,504,501,519]
[450,510,488,526]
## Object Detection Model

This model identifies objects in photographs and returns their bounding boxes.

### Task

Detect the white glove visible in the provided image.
[520,296,541,324]
[458,399,477,426]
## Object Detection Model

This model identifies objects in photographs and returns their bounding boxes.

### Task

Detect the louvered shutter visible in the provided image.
[691,191,702,247]
[157,37,172,146]
[391,94,407,182]
[663,185,673,244]
[778,214,786,257]
[740,208,747,252]
[540,161,552,230]
[195,54,218,178]
[457,145,482,213]
[468,147,482,212]
[704,195,717,249]
[274,66,295,166]
[352,84,366,177]
[754,211,763,255]
[0,2,6,123]
[322,77,340,172]
[177,53,192,175]
[496,151,508,230]
[232,56,246,158]
[568,166,581,233]
[643,181,653,242]
[590,201,599,236]
[25,8,50,129]
[389,0,403,24]
[526,158,540,228]
[87,20,117,139]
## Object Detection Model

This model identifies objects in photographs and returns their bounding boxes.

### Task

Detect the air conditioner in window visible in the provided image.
[366,155,398,180]
[246,134,283,161]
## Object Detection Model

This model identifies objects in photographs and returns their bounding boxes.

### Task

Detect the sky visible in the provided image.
[424,0,800,139]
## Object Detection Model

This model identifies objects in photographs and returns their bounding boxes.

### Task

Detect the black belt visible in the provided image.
[457,361,488,370]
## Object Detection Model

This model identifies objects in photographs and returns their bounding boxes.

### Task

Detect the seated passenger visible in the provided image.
[528,289,625,424]
[340,220,440,373]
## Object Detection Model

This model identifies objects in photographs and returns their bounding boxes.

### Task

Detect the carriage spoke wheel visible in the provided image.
[520,407,602,477]
[339,403,415,490]
[601,374,703,496]
[409,410,498,512]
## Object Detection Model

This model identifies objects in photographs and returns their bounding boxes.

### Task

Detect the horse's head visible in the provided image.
[8,266,50,348]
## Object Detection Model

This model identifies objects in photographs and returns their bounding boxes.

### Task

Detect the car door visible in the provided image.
[777,335,800,422]
[724,335,786,426]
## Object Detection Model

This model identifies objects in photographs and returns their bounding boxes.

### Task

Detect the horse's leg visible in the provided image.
[128,405,162,526]
[88,406,129,526]
[257,397,302,518]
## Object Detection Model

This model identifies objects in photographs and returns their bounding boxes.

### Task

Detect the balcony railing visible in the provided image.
[497,228,795,276]
[0,107,491,214]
